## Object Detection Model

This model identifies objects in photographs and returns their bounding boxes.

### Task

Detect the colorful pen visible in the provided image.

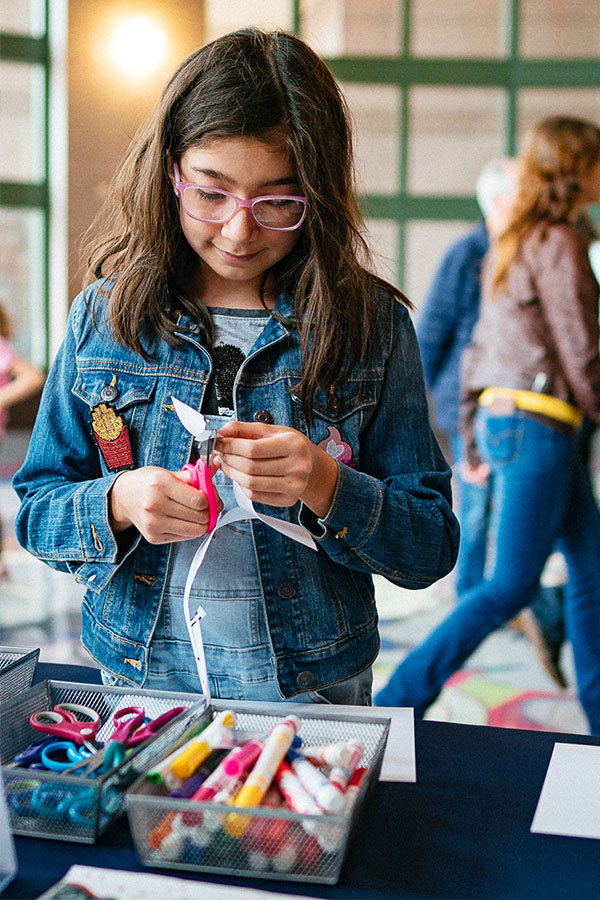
[285,747,345,814]
[226,714,300,837]
[170,710,236,780]
[301,740,363,769]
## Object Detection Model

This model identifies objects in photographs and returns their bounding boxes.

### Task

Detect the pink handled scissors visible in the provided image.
[65,705,146,776]
[181,430,219,532]
[29,702,101,750]
[172,396,220,533]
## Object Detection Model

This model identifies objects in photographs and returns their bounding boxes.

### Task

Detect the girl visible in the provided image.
[0,301,45,579]
[13,29,458,703]
[375,116,600,733]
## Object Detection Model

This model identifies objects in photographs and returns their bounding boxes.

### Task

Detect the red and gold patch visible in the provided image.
[90,403,134,471]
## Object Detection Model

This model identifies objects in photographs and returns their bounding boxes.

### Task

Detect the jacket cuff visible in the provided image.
[314,462,381,545]
[71,473,141,591]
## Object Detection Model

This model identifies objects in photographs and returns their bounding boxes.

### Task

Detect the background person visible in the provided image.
[375,116,600,734]
[0,301,45,579]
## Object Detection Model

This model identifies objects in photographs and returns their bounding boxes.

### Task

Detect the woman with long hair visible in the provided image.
[376,116,600,733]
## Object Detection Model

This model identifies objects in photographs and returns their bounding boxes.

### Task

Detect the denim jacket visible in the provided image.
[13,282,459,695]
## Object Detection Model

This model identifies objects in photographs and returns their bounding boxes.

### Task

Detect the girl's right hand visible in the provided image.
[108,466,223,544]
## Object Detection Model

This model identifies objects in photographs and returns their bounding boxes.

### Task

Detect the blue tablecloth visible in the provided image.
[4,661,600,899]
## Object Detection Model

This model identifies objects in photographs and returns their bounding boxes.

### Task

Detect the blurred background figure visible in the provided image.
[415,157,516,594]
[0,301,45,580]
[376,116,600,734]
[413,158,567,688]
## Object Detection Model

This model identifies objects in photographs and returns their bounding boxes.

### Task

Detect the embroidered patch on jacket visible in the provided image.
[318,425,355,466]
[90,402,134,471]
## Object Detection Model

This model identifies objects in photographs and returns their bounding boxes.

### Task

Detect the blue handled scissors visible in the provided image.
[12,736,57,768]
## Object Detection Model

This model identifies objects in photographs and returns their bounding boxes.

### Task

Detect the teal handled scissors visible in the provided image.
[172,396,219,532]
[66,705,187,776]
[66,706,145,776]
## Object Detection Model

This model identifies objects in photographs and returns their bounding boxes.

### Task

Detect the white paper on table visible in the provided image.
[531,742,600,839]
[361,705,416,782]
[38,865,318,900]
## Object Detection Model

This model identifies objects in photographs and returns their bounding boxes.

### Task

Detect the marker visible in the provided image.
[285,748,345,813]
[170,710,236,780]
[342,766,367,815]
[187,745,247,805]
[223,737,265,777]
[226,715,299,837]
[328,743,362,793]
[301,740,363,769]
[169,749,229,798]
[274,760,323,817]
[239,785,282,870]
[145,716,228,785]
[202,773,247,833]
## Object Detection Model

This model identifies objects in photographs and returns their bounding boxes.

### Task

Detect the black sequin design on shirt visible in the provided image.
[212,343,246,412]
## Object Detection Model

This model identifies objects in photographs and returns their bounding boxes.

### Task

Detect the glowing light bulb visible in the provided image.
[108,16,167,77]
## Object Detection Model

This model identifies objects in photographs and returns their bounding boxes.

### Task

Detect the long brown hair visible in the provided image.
[491,115,600,292]
[82,28,407,417]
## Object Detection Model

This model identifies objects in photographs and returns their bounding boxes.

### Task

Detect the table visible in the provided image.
[4,661,600,899]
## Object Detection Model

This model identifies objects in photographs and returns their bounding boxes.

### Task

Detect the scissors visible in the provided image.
[29,703,102,753]
[12,736,91,771]
[65,705,186,776]
[172,396,219,532]
[66,706,145,776]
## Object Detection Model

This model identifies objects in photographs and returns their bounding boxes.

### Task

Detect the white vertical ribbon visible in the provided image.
[182,483,317,698]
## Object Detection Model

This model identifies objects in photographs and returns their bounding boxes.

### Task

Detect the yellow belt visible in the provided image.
[479,387,582,429]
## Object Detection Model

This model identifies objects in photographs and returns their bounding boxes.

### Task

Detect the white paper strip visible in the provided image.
[178,424,317,695]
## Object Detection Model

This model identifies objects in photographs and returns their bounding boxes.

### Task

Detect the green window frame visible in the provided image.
[0,0,50,368]
[294,0,600,292]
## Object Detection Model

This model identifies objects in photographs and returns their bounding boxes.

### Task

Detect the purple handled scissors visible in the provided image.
[29,703,101,753]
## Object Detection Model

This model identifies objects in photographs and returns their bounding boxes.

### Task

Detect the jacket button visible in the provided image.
[253,409,274,424]
[297,670,314,688]
[329,395,342,414]
[100,384,118,401]
[278,581,297,599]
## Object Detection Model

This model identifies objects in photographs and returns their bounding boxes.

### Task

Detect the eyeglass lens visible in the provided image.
[182,187,305,229]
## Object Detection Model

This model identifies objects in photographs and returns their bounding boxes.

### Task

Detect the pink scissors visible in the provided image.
[173,396,219,532]
[29,702,101,750]
[65,705,187,775]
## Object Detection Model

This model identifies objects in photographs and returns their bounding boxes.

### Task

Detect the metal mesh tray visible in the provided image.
[0,647,39,704]
[127,701,389,885]
[0,680,205,843]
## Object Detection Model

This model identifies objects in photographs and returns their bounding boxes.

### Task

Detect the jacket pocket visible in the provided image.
[310,380,379,424]
[72,365,158,411]
[72,365,159,471]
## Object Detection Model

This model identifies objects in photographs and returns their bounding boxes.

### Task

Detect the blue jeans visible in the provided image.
[376,409,600,734]
[451,433,491,594]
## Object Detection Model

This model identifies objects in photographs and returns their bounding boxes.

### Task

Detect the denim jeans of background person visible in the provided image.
[375,407,600,732]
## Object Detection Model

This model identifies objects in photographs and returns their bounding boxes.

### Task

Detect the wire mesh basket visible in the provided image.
[127,701,389,884]
[0,680,206,843]
[0,647,39,704]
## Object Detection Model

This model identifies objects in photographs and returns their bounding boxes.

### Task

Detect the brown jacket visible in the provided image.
[460,221,600,466]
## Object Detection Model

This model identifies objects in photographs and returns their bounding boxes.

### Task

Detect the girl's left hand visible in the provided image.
[214,421,338,518]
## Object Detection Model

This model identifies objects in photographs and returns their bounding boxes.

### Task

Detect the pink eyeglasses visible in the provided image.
[173,163,307,232]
